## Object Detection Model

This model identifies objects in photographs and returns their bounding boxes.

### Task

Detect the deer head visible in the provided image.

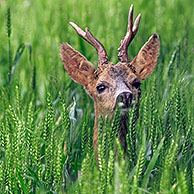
[60,5,160,151]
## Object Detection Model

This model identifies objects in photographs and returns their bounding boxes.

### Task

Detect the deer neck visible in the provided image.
[92,92,141,153]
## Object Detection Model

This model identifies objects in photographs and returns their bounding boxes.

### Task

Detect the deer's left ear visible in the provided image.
[131,33,160,80]
[60,42,95,86]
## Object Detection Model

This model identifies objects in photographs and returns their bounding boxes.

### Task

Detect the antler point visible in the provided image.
[69,21,74,26]
[118,5,141,62]
[69,22,78,30]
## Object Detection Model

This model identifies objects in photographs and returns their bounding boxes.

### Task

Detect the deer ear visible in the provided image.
[60,42,95,86]
[131,33,160,80]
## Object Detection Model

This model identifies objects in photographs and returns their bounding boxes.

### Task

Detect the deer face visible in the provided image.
[60,5,160,151]
[86,62,141,116]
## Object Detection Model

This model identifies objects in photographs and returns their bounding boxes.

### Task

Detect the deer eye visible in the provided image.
[96,84,107,94]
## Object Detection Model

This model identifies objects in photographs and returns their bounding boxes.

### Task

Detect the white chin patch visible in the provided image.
[118,102,125,108]
[132,98,136,105]
[118,102,130,114]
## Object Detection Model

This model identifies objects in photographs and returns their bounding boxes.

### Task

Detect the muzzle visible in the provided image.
[116,92,133,110]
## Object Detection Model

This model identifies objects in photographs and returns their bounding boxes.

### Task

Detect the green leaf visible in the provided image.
[17,171,28,194]
[141,137,165,189]
[9,43,32,85]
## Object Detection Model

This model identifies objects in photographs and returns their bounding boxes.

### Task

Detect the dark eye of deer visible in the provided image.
[96,84,106,94]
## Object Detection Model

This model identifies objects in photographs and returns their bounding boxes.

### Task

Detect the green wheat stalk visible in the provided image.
[0,160,4,188]
[98,116,108,194]
[127,104,138,167]
[177,171,188,194]
[192,168,194,191]
[53,139,64,190]
[109,107,121,151]
[160,139,178,192]
[149,83,158,154]
[175,86,182,133]
[163,99,173,152]
[25,101,34,167]
[143,95,149,142]
[4,123,14,193]
[182,124,192,161]
[6,7,12,84]
[132,146,145,194]
[106,150,114,186]
[87,127,93,157]
[118,159,129,194]
[45,93,55,186]
[81,121,88,156]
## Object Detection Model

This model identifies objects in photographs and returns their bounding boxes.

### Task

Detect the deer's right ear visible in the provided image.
[60,42,95,86]
[131,33,160,80]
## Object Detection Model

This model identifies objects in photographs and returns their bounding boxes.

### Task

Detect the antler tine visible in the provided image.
[118,5,141,63]
[69,22,108,67]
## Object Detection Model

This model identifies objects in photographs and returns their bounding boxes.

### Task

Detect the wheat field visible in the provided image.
[0,0,193,193]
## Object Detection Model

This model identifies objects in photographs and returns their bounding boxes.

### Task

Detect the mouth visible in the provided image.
[117,102,131,114]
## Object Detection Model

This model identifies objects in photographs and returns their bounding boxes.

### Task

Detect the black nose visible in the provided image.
[118,92,133,107]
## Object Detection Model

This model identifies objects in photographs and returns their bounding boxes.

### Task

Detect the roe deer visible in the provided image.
[60,5,160,152]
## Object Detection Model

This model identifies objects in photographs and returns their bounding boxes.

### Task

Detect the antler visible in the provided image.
[70,22,108,67]
[118,5,141,63]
